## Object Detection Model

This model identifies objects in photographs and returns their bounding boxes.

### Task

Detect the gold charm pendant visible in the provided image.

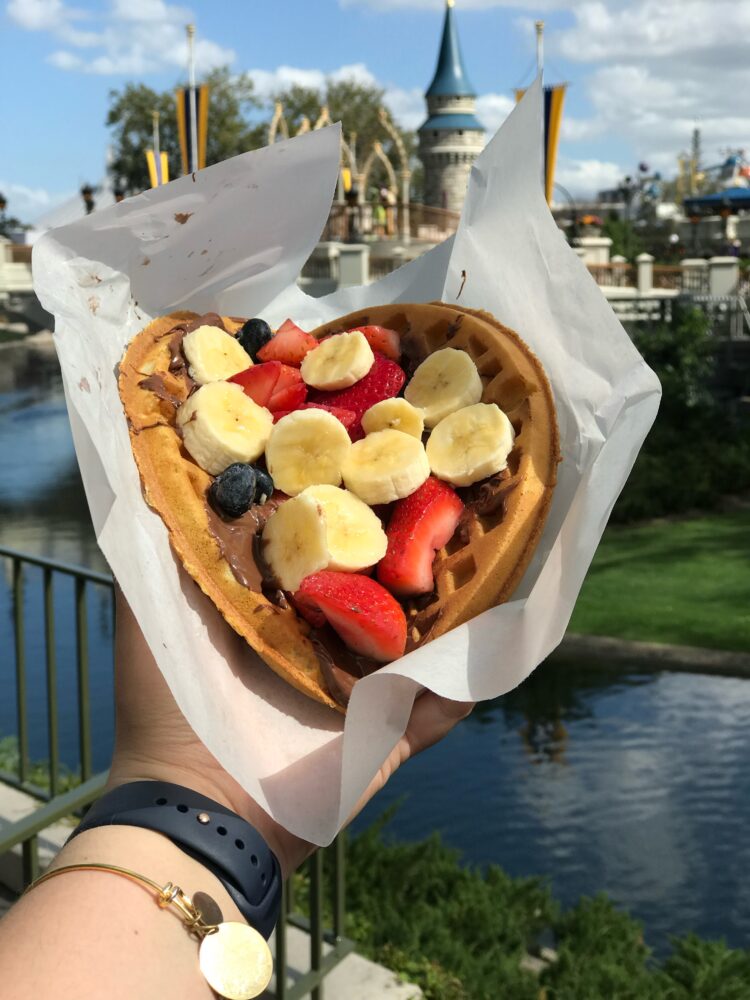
[199,921,274,1000]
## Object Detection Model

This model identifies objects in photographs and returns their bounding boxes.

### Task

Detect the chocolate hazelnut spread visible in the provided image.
[137,373,184,408]
[461,467,516,517]
[204,495,283,594]
[309,630,382,708]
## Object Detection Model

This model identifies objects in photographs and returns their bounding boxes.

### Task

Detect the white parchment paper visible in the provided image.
[33,80,660,845]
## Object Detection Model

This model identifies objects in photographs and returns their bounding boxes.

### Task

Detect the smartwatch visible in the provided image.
[68,780,282,939]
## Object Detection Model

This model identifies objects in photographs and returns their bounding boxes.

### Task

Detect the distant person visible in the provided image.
[373,193,386,236]
[0,586,472,997]
[381,187,396,237]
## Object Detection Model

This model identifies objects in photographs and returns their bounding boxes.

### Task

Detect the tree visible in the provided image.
[272,78,417,200]
[602,213,644,260]
[106,69,419,202]
[107,67,262,194]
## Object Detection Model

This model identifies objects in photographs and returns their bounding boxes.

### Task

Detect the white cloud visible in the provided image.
[249,63,379,103]
[48,50,83,70]
[475,93,514,134]
[542,1,750,192]
[554,158,623,198]
[383,85,424,130]
[556,0,750,62]
[340,0,571,9]
[8,0,235,75]
[0,179,73,223]
[8,0,68,30]
[247,64,427,133]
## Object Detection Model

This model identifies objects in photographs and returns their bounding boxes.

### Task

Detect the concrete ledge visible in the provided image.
[0,784,72,894]
[552,633,750,676]
[264,925,422,998]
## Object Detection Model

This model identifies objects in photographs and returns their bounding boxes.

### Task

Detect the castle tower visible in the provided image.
[418,0,484,213]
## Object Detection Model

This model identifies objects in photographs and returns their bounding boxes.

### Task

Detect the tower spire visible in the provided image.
[426,0,475,98]
[418,1,484,213]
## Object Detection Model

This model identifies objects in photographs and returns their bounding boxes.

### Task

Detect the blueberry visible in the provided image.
[254,468,274,505]
[237,318,273,360]
[209,464,257,519]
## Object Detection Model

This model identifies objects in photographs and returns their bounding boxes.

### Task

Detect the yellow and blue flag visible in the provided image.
[515,84,567,205]
[145,150,169,188]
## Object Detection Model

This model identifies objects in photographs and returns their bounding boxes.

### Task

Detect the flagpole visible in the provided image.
[535,20,544,77]
[186,23,199,174]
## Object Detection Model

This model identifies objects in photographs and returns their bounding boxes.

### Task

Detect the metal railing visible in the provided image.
[1,547,113,801]
[0,547,352,997]
[587,262,637,287]
[651,265,684,290]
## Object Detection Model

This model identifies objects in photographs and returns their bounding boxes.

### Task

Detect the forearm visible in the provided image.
[0,825,247,1000]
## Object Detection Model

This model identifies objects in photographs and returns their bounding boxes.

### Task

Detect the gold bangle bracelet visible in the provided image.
[25,862,273,1000]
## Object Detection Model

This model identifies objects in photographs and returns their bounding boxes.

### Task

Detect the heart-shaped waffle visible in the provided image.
[118,303,559,713]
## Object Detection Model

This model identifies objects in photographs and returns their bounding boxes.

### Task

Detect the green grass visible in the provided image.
[570,509,750,653]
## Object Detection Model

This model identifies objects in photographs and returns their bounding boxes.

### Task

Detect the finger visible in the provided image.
[403,692,475,760]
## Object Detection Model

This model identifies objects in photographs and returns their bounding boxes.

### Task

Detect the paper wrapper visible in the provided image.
[33,80,660,845]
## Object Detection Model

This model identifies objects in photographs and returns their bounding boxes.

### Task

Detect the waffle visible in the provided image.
[118,303,559,713]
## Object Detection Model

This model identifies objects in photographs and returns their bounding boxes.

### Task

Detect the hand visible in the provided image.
[110,587,473,875]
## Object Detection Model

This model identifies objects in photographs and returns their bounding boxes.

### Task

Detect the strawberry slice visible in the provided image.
[295,571,407,662]
[308,353,406,440]
[349,325,401,361]
[273,401,358,431]
[257,319,319,367]
[377,476,464,597]
[229,361,307,412]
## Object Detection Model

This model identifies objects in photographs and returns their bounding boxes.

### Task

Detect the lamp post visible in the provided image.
[0,192,7,236]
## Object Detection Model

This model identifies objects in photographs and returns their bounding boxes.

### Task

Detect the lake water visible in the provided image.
[2,339,749,956]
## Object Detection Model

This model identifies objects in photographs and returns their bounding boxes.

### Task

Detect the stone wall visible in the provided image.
[419,133,484,213]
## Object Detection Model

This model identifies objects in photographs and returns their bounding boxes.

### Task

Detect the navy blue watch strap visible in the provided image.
[68,781,281,939]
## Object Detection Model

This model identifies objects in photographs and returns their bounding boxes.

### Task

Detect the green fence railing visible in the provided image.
[0,546,352,998]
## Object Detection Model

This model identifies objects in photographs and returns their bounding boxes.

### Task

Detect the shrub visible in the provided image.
[316,818,750,1000]
[613,303,750,521]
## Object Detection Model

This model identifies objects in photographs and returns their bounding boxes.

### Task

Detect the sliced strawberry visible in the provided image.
[229,361,306,412]
[308,353,406,439]
[292,590,327,628]
[268,365,306,411]
[295,571,407,662]
[257,319,319,366]
[273,401,357,430]
[349,325,401,361]
[229,361,280,408]
[377,476,464,597]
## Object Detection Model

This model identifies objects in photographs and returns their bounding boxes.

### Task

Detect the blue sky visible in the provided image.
[2,0,747,222]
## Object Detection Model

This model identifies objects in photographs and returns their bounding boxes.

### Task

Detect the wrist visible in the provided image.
[107,754,312,878]
[51,825,246,925]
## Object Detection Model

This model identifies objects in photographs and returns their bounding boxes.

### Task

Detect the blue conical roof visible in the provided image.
[425,1,476,98]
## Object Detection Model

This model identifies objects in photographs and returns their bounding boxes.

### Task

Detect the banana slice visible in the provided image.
[182,324,253,385]
[426,402,515,487]
[176,381,273,476]
[261,493,331,592]
[342,429,430,505]
[361,397,425,439]
[404,348,482,428]
[302,485,387,571]
[266,408,351,496]
[300,331,373,390]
